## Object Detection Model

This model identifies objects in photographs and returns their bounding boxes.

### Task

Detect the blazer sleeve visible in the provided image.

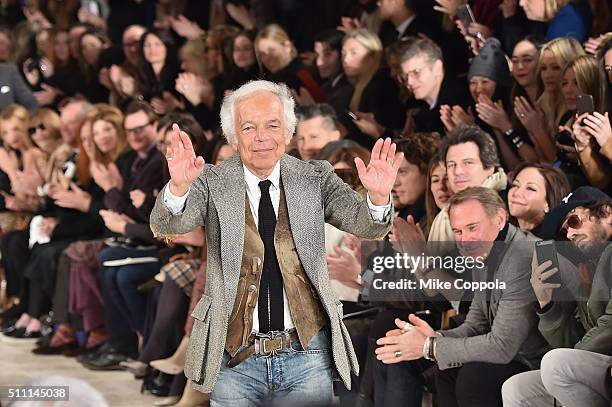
[9,64,38,111]
[435,263,539,369]
[317,160,391,240]
[149,167,211,238]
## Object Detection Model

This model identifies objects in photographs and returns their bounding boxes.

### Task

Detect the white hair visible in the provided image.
[220,80,297,144]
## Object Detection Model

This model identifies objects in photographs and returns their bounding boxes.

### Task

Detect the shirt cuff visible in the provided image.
[163,183,190,215]
[367,193,392,222]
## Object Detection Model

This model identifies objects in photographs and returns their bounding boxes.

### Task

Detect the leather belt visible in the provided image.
[227,329,299,368]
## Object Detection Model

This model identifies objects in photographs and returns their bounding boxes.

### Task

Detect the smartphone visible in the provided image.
[346,110,358,121]
[457,5,476,29]
[535,240,562,284]
[576,94,594,117]
[557,129,574,147]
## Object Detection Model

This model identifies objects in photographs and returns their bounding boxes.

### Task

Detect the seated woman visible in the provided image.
[560,55,610,190]
[222,30,259,91]
[508,162,570,237]
[341,28,404,148]
[255,24,324,104]
[520,0,592,42]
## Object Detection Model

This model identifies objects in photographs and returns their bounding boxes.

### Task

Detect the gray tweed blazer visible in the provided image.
[150,153,392,393]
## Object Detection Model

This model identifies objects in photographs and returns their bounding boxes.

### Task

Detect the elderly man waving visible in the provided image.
[150,80,401,406]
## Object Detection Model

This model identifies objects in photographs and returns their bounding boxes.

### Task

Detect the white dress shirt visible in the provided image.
[163,161,391,332]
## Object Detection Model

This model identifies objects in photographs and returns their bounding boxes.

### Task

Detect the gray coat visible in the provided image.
[436,224,551,370]
[0,63,38,111]
[150,154,392,392]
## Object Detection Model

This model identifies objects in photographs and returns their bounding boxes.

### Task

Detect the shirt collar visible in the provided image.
[396,15,416,37]
[243,160,281,193]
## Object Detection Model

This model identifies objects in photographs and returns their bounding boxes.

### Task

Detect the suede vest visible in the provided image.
[224,183,327,357]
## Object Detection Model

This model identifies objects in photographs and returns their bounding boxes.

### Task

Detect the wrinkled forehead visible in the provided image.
[235,91,284,123]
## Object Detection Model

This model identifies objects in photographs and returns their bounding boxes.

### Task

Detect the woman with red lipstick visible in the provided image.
[508,162,570,237]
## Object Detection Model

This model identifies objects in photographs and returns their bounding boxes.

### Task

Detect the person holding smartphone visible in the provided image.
[503,186,612,407]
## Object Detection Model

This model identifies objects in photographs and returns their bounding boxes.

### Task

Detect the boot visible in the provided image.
[173,381,209,407]
[151,336,189,375]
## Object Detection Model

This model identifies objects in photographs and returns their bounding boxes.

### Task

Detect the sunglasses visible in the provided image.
[560,213,583,237]
[28,123,46,136]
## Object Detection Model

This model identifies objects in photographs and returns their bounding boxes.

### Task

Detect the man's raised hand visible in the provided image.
[356,138,403,206]
[166,123,205,196]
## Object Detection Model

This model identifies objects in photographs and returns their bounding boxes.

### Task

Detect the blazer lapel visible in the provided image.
[209,154,246,313]
[280,155,322,290]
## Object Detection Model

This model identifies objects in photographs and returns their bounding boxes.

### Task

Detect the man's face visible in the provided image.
[563,207,612,253]
[233,91,291,176]
[124,111,156,154]
[400,54,442,104]
[450,199,506,258]
[295,116,340,160]
[314,41,341,80]
[446,142,494,193]
[60,103,83,147]
[377,0,399,20]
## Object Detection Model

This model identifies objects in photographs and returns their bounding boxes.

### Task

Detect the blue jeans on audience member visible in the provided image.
[211,328,334,407]
[98,246,160,334]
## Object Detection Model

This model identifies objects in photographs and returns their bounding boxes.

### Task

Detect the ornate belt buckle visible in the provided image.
[257,331,290,356]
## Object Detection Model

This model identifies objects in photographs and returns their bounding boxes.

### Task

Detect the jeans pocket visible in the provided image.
[289,329,329,354]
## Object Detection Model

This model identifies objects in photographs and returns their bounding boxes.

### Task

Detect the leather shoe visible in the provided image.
[64,342,103,358]
[32,341,78,355]
[81,349,128,370]
[77,342,112,364]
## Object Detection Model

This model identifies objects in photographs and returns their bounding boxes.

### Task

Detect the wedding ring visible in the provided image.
[520,113,525,118]
[394,350,402,358]
[401,322,413,333]
[165,156,173,161]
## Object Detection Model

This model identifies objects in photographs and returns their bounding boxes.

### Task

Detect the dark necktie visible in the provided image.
[257,180,284,332]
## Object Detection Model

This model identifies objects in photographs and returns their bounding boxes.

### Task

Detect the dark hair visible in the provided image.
[399,37,443,65]
[313,29,344,54]
[425,153,446,235]
[77,27,110,78]
[318,140,370,193]
[582,200,612,222]
[137,29,179,99]
[440,125,500,170]
[395,132,441,174]
[510,36,543,134]
[510,162,571,212]
[295,103,339,131]
[124,100,157,124]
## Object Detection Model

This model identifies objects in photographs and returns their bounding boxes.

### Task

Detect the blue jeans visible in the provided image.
[98,246,160,334]
[211,329,334,407]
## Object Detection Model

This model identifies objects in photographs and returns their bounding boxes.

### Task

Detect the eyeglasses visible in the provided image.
[125,122,151,136]
[28,123,46,136]
[560,213,583,237]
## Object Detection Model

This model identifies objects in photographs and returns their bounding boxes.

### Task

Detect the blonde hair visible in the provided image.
[543,0,572,20]
[180,38,208,78]
[28,108,62,144]
[537,37,585,132]
[0,104,31,149]
[343,29,382,112]
[255,24,297,71]
[565,55,607,113]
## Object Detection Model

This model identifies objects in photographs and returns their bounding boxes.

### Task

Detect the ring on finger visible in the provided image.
[166,156,173,161]
[394,350,402,358]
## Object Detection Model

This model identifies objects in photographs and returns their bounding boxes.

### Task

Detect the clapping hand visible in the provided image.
[356,138,403,206]
[375,314,435,363]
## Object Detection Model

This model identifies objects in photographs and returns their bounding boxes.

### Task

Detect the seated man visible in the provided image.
[295,103,341,160]
[375,187,550,407]
[502,186,612,407]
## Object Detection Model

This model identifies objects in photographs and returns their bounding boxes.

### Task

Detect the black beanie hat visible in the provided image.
[468,37,512,88]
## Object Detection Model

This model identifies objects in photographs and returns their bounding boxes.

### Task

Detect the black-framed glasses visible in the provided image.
[561,213,583,237]
[125,122,151,136]
[28,123,46,136]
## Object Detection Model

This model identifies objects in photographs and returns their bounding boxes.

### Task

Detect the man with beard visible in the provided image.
[503,186,612,407]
